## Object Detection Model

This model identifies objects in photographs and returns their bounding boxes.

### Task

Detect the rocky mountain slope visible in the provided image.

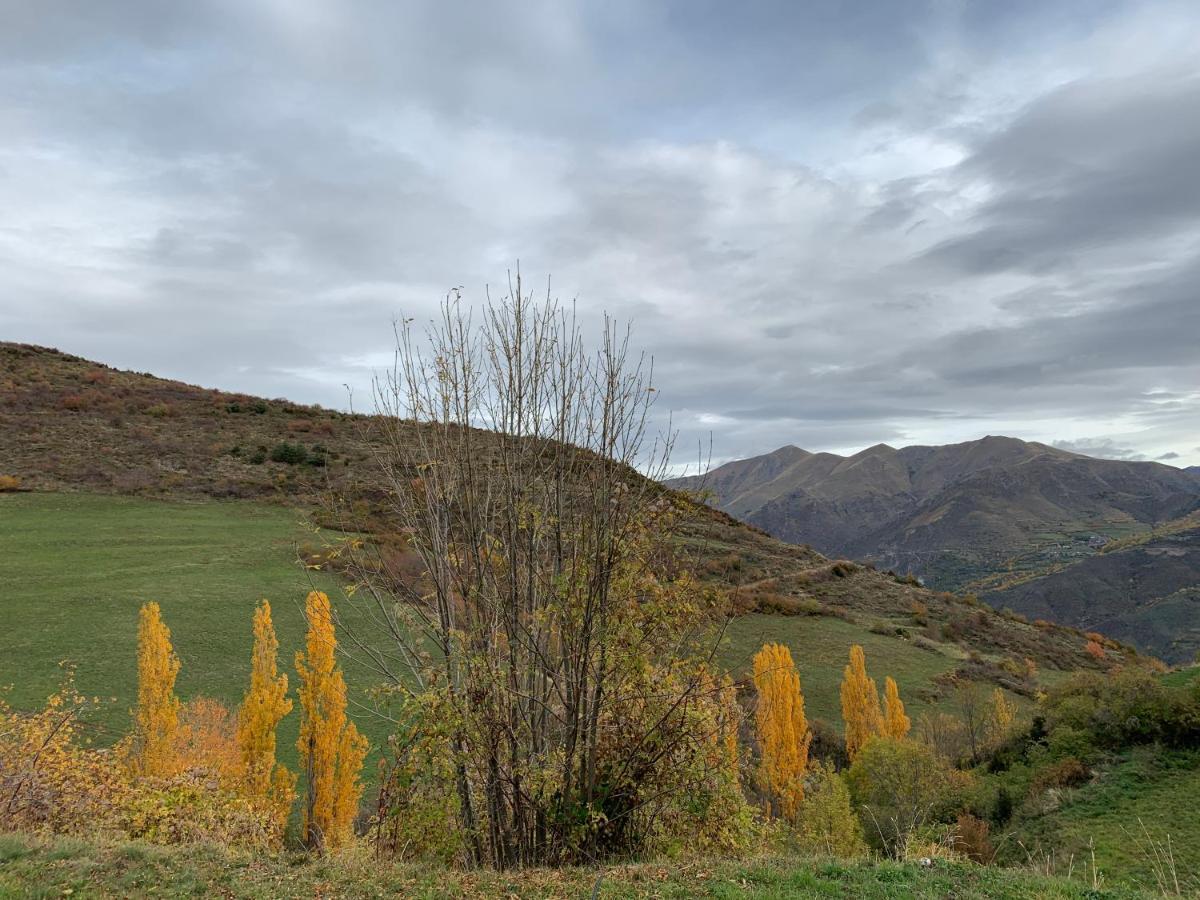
[984,512,1200,663]
[669,437,1200,660]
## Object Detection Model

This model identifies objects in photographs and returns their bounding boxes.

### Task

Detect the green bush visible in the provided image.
[1045,724,1099,765]
[268,443,307,465]
[795,763,866,858]
[846,737,971,855]
[1041,667,1195,748]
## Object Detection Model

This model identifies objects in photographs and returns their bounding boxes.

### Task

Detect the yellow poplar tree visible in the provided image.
[840,644,883,760]
[131,601,181,777]
[237,599,297,838]
[752,642,811,820]
[296,590,368,850]
[883,676,911,739]
[987,687,1016,742]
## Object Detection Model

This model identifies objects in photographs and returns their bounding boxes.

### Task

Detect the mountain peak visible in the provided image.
[856,442,897,456]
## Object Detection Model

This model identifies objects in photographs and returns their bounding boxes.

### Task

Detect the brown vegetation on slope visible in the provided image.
[0,341,1142,679]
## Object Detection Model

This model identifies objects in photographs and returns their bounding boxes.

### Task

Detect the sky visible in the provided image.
[2,1,1199,472]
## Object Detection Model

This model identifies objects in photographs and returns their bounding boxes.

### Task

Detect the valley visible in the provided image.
[671,438,1200,662]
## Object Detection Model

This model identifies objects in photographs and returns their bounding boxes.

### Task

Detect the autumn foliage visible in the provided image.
[986,687,1016,743]
[296,590,368,851]
[0,597,317,851]
[0,668,128,833]
[752,643,811,820]
[130,602,181,777]
[237,599,297,837]
[882,676,911,740]
[840,645,884,760]
[176,696,241,780]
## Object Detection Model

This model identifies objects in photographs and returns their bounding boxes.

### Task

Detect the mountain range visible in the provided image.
[669,437,1200,662]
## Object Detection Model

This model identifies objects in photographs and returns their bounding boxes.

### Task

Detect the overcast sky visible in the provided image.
[3,1,1199,471]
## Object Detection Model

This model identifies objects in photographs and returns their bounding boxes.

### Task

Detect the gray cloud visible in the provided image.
[1053,438,1148,461]
[1,0,1199,469]
[923,72,1200,275]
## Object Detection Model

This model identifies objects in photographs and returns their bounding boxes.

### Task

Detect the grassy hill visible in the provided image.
[0,342,1147,751]
[669,438,1200,661]
[0,831,1158,898]
[991,668,1200,892]
[1006,744,1200,891]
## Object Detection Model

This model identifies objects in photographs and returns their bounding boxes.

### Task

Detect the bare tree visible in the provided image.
[954,680,986,764]
[330,273,739,868]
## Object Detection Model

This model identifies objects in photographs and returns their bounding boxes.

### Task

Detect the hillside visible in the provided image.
[985,513,1200,664]
[0,343,1145,722]
[982,667,1200,891]
[670,437,1200,659]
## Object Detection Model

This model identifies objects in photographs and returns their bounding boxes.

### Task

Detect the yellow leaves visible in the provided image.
[0,670,132,835]
[840,648,914,761]
[177,696,241,781]
[883,676,911,740]
[296,590,366,851]
[2,600,306,850]
[752,642,811,821]
[840,645,883,761]
[237,599,296,843]
[131,602,181,778]
[987,688,1016,743]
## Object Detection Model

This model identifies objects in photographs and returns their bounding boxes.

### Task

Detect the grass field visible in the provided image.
[3,491,1013,756]
[0,491,392,776]
[0,831,1156,899]
[719,615,962,725]
[3,490,1034,787]
[1008,746,1200,893]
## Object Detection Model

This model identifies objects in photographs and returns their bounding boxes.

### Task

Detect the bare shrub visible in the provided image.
[336,279,747,868]
[953,812,995,863]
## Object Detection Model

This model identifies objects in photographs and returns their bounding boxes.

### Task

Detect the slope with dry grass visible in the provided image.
[1,342,1147,703]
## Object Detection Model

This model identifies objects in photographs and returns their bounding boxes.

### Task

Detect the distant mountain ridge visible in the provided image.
[669,436,1200,661]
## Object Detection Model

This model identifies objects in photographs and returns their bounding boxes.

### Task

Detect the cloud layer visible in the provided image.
[2,0,1198,469]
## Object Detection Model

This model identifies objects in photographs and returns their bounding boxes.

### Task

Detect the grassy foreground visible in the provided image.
[0,832,1156,899]
[1006,745,1200,892]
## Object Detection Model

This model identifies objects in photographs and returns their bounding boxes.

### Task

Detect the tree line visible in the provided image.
[1,593,364,852]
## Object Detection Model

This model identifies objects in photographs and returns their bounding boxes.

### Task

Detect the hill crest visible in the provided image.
[0,341,1149,687]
